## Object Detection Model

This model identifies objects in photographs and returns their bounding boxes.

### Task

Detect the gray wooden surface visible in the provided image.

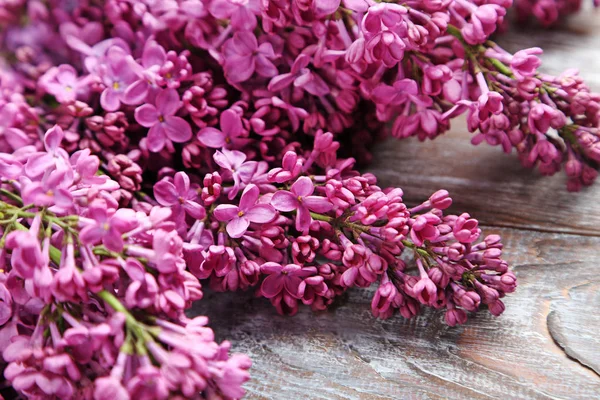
[193,12,600,399]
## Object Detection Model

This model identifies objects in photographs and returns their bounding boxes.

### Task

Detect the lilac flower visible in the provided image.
[452,213,481,244]
[52,243,87,302]
[39,64,87,103]
[209,0,261,31]
[0,107,30,153]
[98,46,138,112]
[462,4,507,45]
[410,213,441,246]
[64,35,130,74]
[197,109,245,148]
[222,32,278,83]
[126,272,159,309]
[412,260,438,306]
[268,54,330,96]
[214,184,276,238]
[79,201,139,252]
[123,40,166,105]
[362,4,407,67]
[215,353,252,399]
[372,79,420,107]
[339,241,386,287]
[510,48,543,81]
[213,149,258,200]
[259,262,317,299]
[126,365,169,400]
[527,103,566,135]
[94,376,129,400]
[151,229,186,274]
[267,151,302,183]
[5,230,45,279]
[24,125,69,178]
[20,169,73,210]
[0,283,12,326]
[271,176,333,232]
[371,274,399,319]
[153,172,206,221]
[134,88,193,152]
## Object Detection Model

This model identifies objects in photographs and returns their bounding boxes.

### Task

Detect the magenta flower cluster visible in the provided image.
[0,0,592,398]
[514,0,598,25]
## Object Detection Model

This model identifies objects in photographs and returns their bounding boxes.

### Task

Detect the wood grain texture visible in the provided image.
[199,10,600,399]
[547,281,600,375]
[194,229,600,399]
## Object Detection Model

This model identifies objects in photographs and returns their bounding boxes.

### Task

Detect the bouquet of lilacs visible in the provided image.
[0,0,597,397]
[514,0,598,26]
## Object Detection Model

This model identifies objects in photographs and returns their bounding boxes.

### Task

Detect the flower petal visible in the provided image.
[295,205,312,233]
[173,172,190,195]
[290,176,314,197]
[213,204,240,222]
[239,184,259,211]
[236,161,257,184]
[100,89,121,112]
[142,40,166,67]
[226,216,250,238]
[213,150,232,170]
[123,80,149,105]
[245,204,276,223]
[155,88,181,116]
[224,55,255,83]
[268,73,296,92]
[234,31,258,53]
[135,104,159,127]
[79,225,105,245]
[4,128,30,150]
[220,109,243,137]
[197,127,226,148]
[163,116,192,143]
[44,125,64,152]
[255,55,278,78]
[183,201,206,219]
[24,153,53,178]
[303,196,333,213]
[271,191,298,212]
[154,180,178,206]
[341,267,358,287]
[104,227,125,252]
[260,274,284,298]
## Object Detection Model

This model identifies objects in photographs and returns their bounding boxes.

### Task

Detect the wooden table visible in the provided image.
[193,12,600,399]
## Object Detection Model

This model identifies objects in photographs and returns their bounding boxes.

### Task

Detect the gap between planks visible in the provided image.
[478,222,600,238]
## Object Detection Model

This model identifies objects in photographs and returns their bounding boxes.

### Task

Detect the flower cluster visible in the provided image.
[0,129,250,399]
[4,0,597,396]
[514,0,598,26]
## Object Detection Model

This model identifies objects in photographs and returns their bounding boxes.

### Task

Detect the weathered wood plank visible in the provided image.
[547,281,600,375]
[196,228,600,399]
[367,118,600,236]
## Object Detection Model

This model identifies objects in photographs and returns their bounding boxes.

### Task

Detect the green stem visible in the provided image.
[309,212,333,222]
[446,24,465,43]
[97,290,137,326]
[0,189,23,205]
[485,55,513,77]
[446,24,514,78]
[5,202,152,353]
[309,212,370,234]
